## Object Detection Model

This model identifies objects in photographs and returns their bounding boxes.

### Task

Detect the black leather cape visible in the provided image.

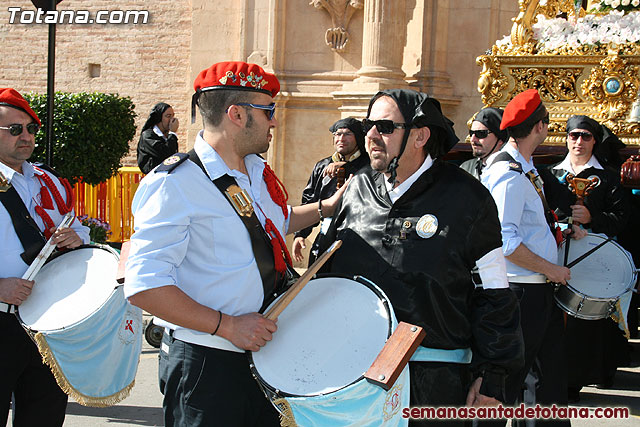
[137,129,179,174]
[294,153,370,240]
[540,164,629,237]
[319,159,524,400]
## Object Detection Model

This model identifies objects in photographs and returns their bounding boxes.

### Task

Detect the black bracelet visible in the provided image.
[211,310,222,336]
[318,199,325,221]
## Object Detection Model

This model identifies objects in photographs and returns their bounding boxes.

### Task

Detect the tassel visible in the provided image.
[35,205,55,238]
[40,186,53,209]
[264,219,293,273]
[263,163,289,219]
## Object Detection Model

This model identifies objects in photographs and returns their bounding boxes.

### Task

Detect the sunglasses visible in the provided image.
[234,102,276,120]
[362,119,408,135]
[0,123,40,136]
[468,129,491,139]
[568,131,594,142]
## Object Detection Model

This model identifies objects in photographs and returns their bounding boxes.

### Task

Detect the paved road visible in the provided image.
[7,322,640,426]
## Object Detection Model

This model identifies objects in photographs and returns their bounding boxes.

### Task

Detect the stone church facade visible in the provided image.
[1,0,517,219]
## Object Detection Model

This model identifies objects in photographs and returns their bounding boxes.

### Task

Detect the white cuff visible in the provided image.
[476,247,509,289]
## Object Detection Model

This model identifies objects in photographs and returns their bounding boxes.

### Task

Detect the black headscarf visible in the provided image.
[142,102,172,133]
[367,89,458,183]
[566,115,625,168]
[330,117,365,153]
[474,107,508,144]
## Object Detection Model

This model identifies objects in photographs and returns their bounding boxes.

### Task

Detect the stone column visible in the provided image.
[336,0,409,117]
[408,0,459,109]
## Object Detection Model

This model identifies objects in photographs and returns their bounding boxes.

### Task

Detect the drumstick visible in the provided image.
[22,212,75,281]
[565,237,614,269]
[264,239,342,321]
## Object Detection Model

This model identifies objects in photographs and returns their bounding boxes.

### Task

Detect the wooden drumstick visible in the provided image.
[22,212,75,281]
[264,239,342,321]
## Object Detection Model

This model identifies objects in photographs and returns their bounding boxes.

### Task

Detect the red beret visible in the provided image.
[0,88,41,126]
[500,89,542,130]
[194,61,279,98]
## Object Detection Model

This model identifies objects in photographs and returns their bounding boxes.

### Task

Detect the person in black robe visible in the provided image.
[319,89,524,425]
[539,115,631,401]
[460,107,508,179]
[136,102,179,174]
[292,118,369,265]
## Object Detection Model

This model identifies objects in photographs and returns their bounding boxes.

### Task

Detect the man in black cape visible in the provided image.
[319,89,524,424]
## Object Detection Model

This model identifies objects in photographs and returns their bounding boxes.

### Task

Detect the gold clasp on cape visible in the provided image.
[224,184,254,217]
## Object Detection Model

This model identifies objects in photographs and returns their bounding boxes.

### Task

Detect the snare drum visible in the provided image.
[17,245,142,407]
[556,234,637,320]
[250,275,409,426]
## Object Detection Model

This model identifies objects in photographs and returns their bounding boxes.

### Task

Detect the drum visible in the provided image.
[556,233,637,320]
[250,275,409,426]
[17,245,142,407]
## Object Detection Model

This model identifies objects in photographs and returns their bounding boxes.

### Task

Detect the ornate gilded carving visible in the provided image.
[581,54,640,124]
[310,0,364,52]
[476,55,509,106]
[509,67,584,102]
[510,0,585,48]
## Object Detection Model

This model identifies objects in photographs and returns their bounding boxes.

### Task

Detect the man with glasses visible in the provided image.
[319,89,524,420]
[540,115,630,402]
[292,117,369,265]
[460,107,508,179]
[125,62,347,427]
[0,88,88,426]
[482,89,575,425]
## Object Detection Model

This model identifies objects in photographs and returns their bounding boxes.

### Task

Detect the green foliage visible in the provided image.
[24,92,136,185]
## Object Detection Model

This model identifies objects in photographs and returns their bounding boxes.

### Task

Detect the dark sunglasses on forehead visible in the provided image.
[0,123,40,136]
[362,119,408,135]
[468,129,491,139]
[234,102,276,120]
[568,131,594,142]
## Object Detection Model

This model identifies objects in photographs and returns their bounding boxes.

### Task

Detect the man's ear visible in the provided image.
[413,126,430,149]
[226,104,245,127]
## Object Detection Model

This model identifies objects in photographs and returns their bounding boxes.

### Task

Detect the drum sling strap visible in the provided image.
[0,185,46,265]
[186,150,295,311]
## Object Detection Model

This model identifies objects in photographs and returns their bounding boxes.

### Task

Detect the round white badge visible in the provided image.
[416,214,438,239]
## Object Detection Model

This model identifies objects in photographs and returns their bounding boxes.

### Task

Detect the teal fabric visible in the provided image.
[284,366,409,426]
[40,286,142,398]
[410,346,473,364]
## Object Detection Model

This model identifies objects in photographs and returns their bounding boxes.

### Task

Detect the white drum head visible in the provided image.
[252,276,392,397]
[558,234,636,299]
[18,246,120,332]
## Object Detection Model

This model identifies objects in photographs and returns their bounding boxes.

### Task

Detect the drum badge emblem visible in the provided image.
[416,214,438,239]
[118,307,141,345]
[383,382,403,420]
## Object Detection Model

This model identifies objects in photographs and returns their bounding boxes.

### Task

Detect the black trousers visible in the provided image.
[161,335,280,427]
[408,361,473,426]
[506,283,570,427]
[0,312,67,427]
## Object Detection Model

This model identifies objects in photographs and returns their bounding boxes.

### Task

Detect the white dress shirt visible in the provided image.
[125,132,291,334]
[0,161,89,279]
[482,144,558,278]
